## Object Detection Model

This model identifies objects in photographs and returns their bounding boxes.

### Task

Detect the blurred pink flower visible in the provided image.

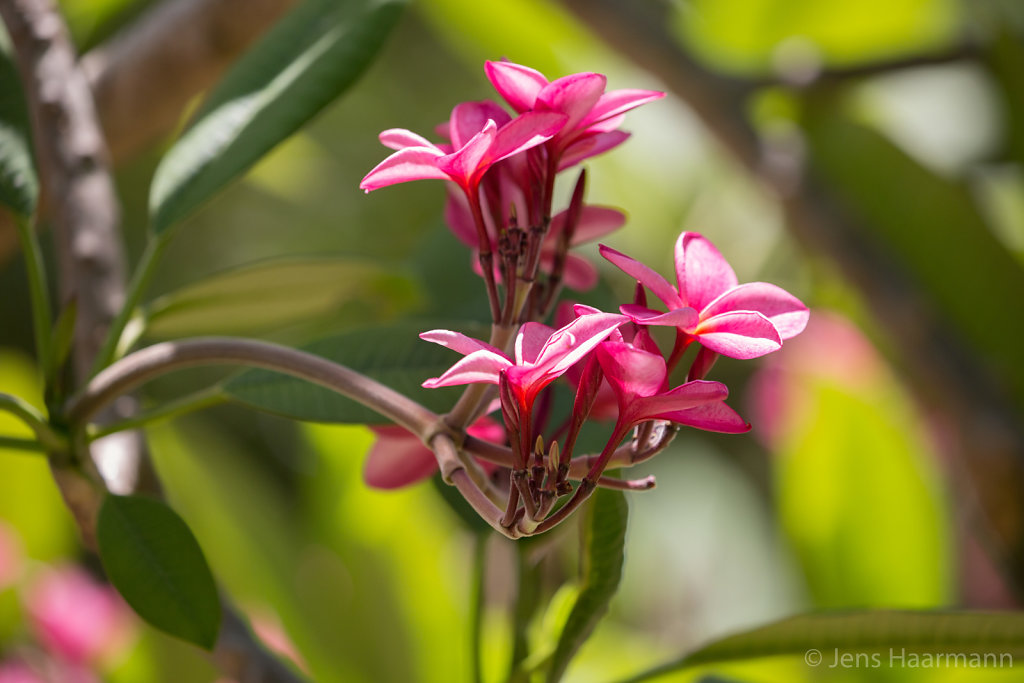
[364,418,505,489]
[25,567,134,666]
[747,311,882,448]
[602,232,809,359]
[0,661,46,683]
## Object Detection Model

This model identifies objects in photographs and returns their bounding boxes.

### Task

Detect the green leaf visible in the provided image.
[143,257,415,337]
[223,322,486,424]
[547,487,628,683]
[804,106,1024,407]
[149,0,406,233]
[97,494,221,650]
[617,611,1024,682]
[0,25,38,217]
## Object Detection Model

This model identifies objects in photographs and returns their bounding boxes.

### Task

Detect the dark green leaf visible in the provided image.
[97,494,221,650]
[143,257,415,337]
[223,322,486,424]
[547,487,628,683]
[149,0,407,233]
[0,26,38,217]
[617,611,1024,683]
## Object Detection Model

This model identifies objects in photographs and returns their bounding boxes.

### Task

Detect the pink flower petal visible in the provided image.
[620,304,699,330]
[595,342,667,401]
[448,100,511,148]
[676,232,738,310]
[360,147,448,192]
[558,130,630,169]
[549,205,626,244]
[419,329,506,358]
[633,380,729,419]
[436,120,498,189]
[703,282,809,340]
[600,244,683,309]
[489,111,567,162]
[560,254,599,291]
[659,401,750,433]
[533,312,627,376]
[422,349,511,388]
[537,72,607,133]
[443,186,479,246]
[516,322,555,365]
[364,426,439,489]
[581,88,666,128]
[485,60,548,113]
[379,128,437,151]
[694,310,782,359]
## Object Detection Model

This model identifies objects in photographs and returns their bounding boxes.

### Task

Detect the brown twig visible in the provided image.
[559,0,1024,593]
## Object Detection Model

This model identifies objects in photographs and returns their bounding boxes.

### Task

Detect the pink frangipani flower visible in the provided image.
[601,232,808,360]
[364,418,504,489]
[420,312,627,411]
[484,60,664,168]
[360,100,566,198]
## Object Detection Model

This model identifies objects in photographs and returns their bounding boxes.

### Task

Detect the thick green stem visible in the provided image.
[0,436,45,453]
[13,214,53,365]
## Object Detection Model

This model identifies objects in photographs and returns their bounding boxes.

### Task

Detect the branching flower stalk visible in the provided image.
[359,60,809,535]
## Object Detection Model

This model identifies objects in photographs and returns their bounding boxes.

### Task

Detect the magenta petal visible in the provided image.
[443,186,479,246]
[419,329,506,357]
[516,322,555,365]
[703,282,809,340]
[489,111,567,162]
[485,60,548,113]
[360,147,448,192]
[621,304,699,330]
[634,380,729,419]
[549,205,626,244]
[534,312,627,376]
[537,72,607,132]
[599,244,683,309]
[437,120,498,189]
[449,100,511,148]
[422,349,510,388]
[379,128,437,151]
[695,310,782,359]
[676,232,738,310]
[558,130,631,169]
[595,341,667,401]
[582,88,665,128]
[560,254,599,291]
[364,426,438,489]
[659,401,750,433]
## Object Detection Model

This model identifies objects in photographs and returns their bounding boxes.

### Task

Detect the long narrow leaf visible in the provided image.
[149,0,407,233]
[618,611,1024,683]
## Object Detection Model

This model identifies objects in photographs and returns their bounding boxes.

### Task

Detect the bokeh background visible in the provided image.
[2,0,1024,681]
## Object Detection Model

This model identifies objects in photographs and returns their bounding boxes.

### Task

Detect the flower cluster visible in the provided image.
[361,61,808,535]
